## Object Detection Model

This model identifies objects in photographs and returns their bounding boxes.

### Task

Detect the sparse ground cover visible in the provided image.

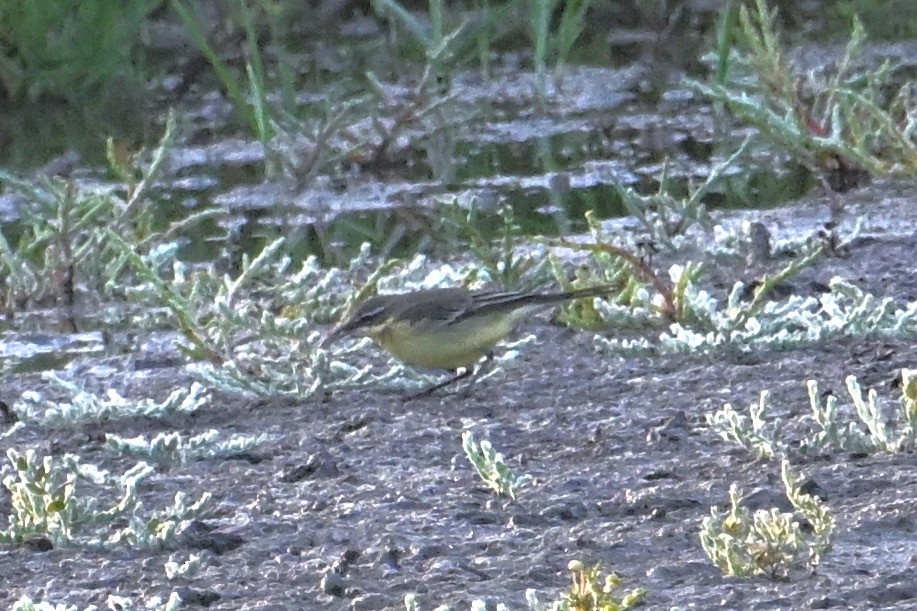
[1,1,916,609]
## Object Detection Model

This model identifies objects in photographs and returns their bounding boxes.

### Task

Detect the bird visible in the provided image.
[320,285,610,397]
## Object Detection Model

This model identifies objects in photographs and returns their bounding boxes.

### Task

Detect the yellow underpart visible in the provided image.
[367,310,529,370]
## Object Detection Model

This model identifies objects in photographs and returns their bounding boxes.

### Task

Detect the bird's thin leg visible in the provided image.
[457,351,495,398]
[405,352,496,400]
[405,367,475,400]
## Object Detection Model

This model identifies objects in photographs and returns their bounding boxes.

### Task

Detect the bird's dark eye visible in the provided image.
[356,306,386,325]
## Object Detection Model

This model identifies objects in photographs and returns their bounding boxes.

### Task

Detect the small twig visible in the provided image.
[733,244,826,327]
[546,237,678,318]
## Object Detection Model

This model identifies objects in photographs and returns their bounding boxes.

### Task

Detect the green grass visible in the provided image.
[0,0,156,103]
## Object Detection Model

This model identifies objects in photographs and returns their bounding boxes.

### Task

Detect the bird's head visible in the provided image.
[319,295,391,348]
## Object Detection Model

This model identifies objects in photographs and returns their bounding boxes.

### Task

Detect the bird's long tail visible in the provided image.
[466,285,612,319]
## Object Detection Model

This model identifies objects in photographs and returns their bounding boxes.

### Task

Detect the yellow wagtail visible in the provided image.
[321,285,609,397]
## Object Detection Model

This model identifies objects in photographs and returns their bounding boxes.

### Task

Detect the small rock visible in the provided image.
[320,571,346,597]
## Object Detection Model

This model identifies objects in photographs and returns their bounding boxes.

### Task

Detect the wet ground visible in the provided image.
[1,180,916,610]
[2,2,917,609]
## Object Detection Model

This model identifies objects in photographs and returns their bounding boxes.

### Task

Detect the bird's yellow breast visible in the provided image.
[368,312,523,370]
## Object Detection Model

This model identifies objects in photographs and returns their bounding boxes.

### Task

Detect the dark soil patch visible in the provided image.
[1,186,916,609]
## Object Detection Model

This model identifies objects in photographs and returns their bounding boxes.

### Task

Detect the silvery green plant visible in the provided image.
[694,0,917,179]
[804,370,917,453]
[525,560,646,611]
[406,559,645,611]
[360,0,476,183]
[707,390,787,460]
[0,449,209,549]
[709,369,917,459]
[165,552,203,580]
[598,271,917,356]
[105,429,269,468]
[0,112,206,315]
[543,138,758,332]
[615,138,751,252]
[114,222,535,397]
[109,233,376,398]
[403,594,507,611]
[403,593,458,611]
[551,257,666,333]
[106,488,210,551]
[0,169,121,311]
[191,251,489,397]
[9,375,209,428]
[699,460,834,580]
[462,431,532,499]
[9,597,75,611]
[436,195,556,291]
[903,369,917,436]
[543,213,695,332]
[11,593,183,611]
